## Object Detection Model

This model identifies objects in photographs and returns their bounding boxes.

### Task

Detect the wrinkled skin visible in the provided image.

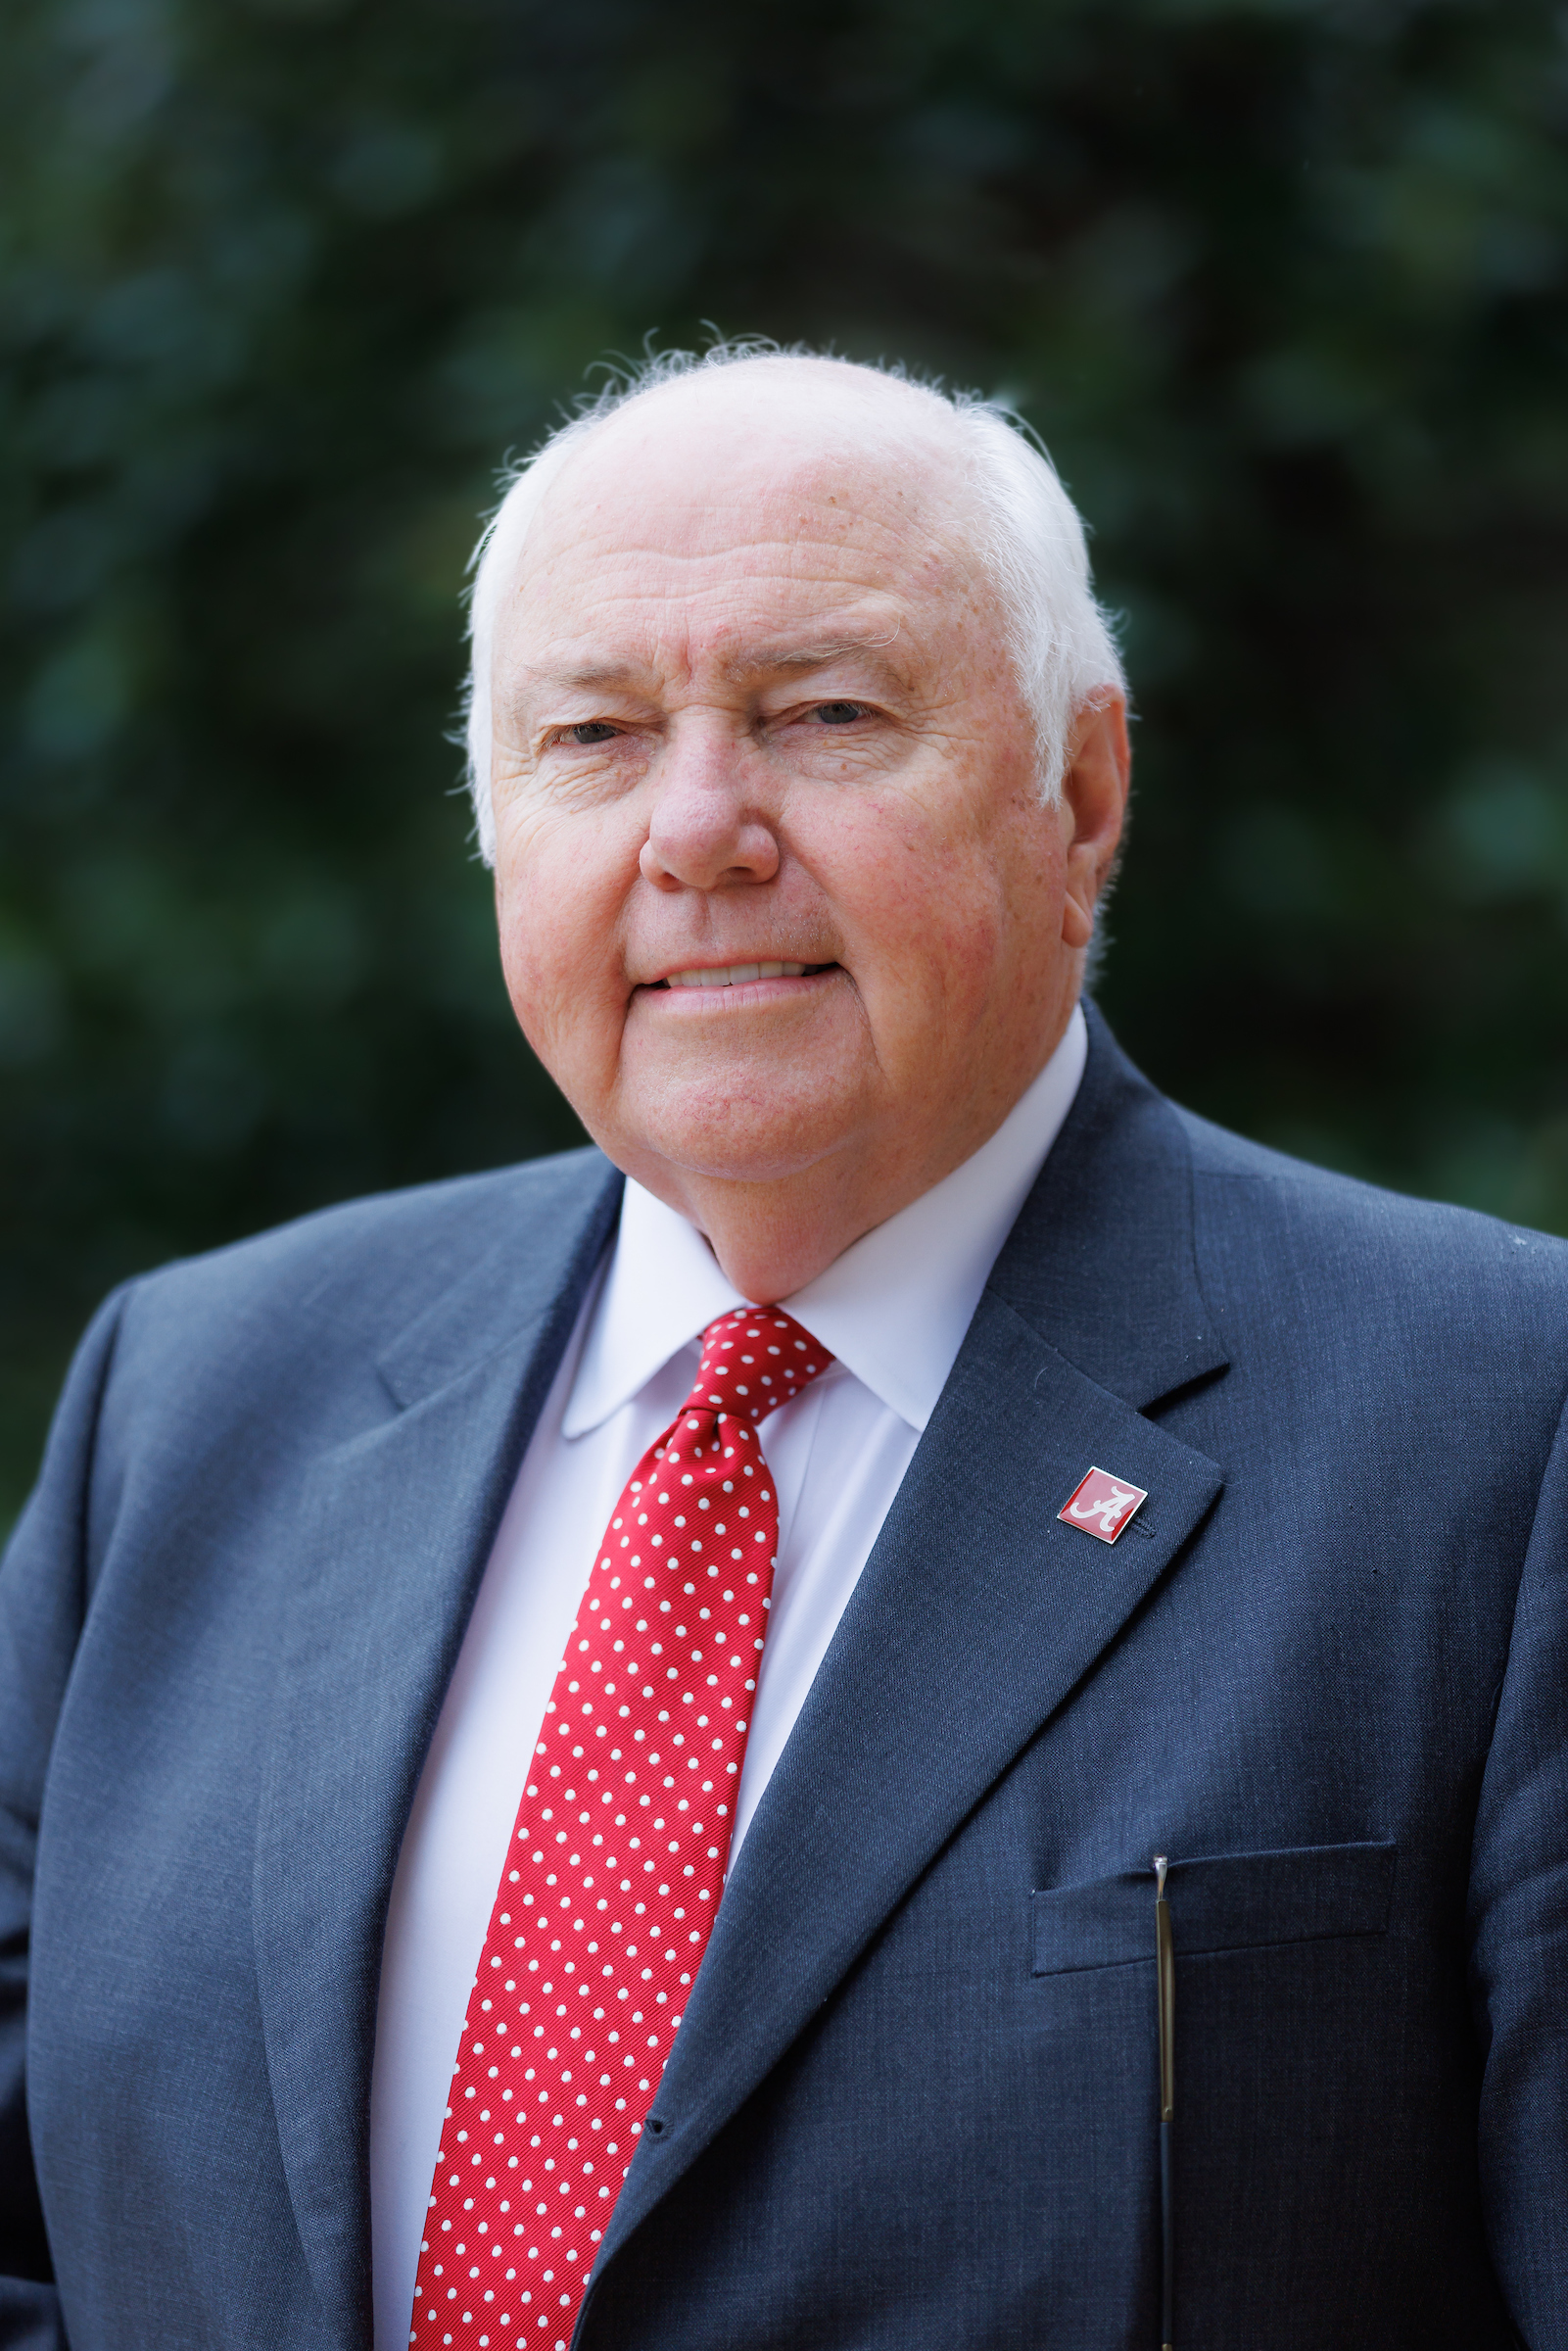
[488,371,1129,1301]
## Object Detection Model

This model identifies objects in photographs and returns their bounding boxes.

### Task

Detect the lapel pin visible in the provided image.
[1058,1466,1149,1545]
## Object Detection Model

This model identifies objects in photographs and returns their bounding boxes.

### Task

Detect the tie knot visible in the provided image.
[683,1306,832,1427]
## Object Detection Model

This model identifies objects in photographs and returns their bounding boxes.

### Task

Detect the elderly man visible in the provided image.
[3,349,1566,2351]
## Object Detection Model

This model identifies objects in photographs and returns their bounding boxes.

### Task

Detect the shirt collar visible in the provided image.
[563,1001,1087,1439]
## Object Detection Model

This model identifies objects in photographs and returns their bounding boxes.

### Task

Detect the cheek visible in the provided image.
[832,776,1064,1054]
[493,811,630,1051]
[829,805,1009,1015]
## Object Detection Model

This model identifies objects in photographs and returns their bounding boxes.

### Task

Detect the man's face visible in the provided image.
[488,386,1113,1237]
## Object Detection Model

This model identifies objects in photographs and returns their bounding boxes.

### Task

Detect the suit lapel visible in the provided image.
[253,1158,621,2348]
[590,1010,1230,2286]
[985,997,1227,1411]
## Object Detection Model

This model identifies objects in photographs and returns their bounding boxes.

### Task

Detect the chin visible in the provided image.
[612,1066,862,1189]
[618,1098,846,1189]
[649,1129,837,1186]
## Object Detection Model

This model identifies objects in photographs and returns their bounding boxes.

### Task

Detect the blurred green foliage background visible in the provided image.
[4,0,1567,1532]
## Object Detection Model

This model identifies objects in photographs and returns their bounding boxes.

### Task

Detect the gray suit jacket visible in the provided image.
[4,1008,1568,2347]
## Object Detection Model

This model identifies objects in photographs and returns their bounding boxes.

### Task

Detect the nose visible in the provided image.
[640,723,780,893]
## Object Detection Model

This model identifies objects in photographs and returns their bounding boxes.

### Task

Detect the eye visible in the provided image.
[561,721,621,745]
[809,701,867,727]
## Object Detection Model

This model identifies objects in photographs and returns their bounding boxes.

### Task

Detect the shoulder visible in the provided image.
[131,1144,615,1316]
[23,1147,621,1566]
[105,1145,621,1407]
[1177,1105,1568,1342]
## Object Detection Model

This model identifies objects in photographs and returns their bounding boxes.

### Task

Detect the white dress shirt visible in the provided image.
[367,1003,1087,2350]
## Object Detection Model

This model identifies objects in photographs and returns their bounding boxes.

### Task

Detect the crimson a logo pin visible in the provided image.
[1058,1466,1149,1544]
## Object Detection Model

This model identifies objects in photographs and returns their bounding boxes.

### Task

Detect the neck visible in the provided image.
[633,1005,1081,1302]
[670,1160,926,1304]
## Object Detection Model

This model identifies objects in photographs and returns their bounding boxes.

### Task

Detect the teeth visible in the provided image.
[668,962,808,988]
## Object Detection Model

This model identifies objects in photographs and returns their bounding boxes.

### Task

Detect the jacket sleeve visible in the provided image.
[0,1287,131,2351]
[1471,1381,1568,2349]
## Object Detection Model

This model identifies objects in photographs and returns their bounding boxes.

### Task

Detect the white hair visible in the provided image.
[462,342,1124,864]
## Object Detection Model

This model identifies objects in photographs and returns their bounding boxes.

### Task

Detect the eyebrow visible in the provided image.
[524,630,907,698]
[530,663,646,693]
[724,631,904,682]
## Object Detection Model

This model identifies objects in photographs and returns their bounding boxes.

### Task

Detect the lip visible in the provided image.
[633,961,842,1009]
[638,958,839,992]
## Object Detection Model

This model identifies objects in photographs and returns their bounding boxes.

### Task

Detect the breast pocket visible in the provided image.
[1031,1840,1396,1974]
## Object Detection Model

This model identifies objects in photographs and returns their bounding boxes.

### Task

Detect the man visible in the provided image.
[2,348,1566,2351]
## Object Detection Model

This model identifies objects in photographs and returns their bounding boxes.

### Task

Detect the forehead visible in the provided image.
[499,384,986,670]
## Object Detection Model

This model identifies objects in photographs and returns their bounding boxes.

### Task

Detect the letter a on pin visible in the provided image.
[1058,1466,1149,1544]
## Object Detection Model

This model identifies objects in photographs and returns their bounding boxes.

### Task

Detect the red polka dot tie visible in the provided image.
[411,1306,832,2350]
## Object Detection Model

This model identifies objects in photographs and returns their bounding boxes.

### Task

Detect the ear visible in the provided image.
[1059,694,1131,951]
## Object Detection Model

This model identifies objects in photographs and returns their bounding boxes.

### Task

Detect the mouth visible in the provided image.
[647,961,837,990]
